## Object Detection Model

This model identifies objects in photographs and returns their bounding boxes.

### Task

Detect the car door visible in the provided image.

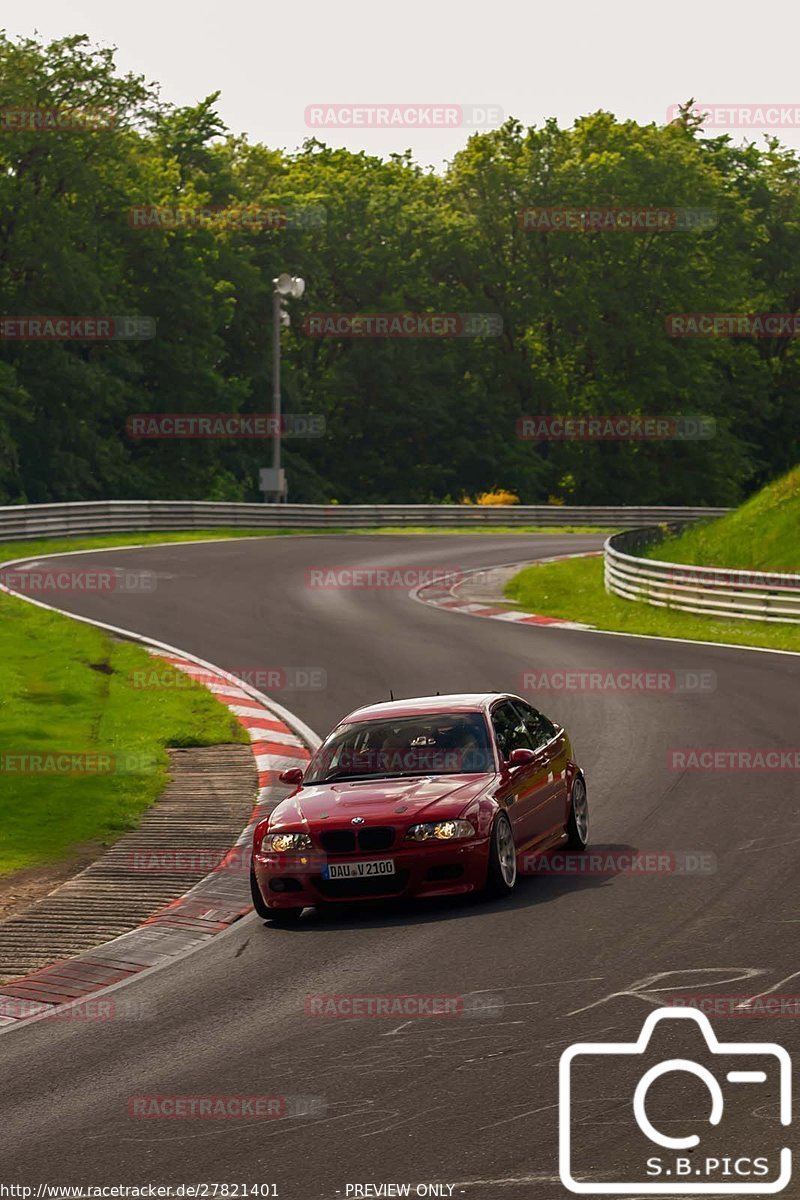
[490,699,552,849]
[514,699,569,844]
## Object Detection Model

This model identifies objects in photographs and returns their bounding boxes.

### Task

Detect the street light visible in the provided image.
[275,272,305,299]
[265,273,305,502]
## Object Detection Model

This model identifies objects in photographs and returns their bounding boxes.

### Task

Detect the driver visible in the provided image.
[377,728,412,773]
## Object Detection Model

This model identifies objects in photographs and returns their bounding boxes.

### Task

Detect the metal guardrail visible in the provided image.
[3,498,792,624]
[604,526,800,624]
[0,500,732,541]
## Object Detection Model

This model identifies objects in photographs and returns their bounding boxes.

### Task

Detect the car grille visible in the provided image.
[319,827,396,854]
[357,826,395,852]
[320,830,356,854]
[313,870,410,899]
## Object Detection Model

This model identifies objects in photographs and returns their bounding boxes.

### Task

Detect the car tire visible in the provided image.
[565,775,589,851]
[249,865,272,919]
[250,866,304,925]
[486,812,518,897]
[267,907,303,927]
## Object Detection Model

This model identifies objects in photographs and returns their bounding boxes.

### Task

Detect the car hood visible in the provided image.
[270,774,493,828]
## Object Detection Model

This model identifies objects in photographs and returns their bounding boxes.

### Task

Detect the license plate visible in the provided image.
[323,859,395,880]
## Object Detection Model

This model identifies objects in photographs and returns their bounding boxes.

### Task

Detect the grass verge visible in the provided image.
[643,467,800,573]
[0,590,247,877]
[504,555,800,653]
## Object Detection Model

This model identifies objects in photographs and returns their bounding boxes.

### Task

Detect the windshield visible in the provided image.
[304,711,495,783]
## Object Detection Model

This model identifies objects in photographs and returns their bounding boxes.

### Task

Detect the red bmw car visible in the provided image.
[250,692,588,925]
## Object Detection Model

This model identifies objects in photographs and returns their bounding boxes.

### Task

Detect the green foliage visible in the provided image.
[1,32,798,505]
[644,465,800,571]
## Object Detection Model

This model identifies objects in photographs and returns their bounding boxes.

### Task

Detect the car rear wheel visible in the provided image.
[565,775,589,851]
[486,812,517,897]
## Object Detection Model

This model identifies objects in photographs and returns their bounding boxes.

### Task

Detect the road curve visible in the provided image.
[1,533,799,1197]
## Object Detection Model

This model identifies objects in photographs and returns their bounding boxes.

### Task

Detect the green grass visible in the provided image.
[505,468,800,652]
[0,591,247,877]
[643,466,800,573]
[505,555,800,653]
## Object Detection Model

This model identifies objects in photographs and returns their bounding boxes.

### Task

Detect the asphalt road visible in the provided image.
[1,533,799,1197]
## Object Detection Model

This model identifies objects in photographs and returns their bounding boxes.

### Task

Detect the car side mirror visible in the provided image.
[507,747,536,768]
[278,767,304,786]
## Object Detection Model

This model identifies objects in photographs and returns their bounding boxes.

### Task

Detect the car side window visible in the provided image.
[513,700,557,750]
[491,701,534,760]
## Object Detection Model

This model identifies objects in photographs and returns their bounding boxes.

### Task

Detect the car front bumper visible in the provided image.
[253,838,491,909]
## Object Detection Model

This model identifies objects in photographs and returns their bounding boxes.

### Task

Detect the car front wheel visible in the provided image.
[250,866,304,925]
[565,775,589,851]
[267,907,303,927]
[249,865,271,918]
[486,812,518,897]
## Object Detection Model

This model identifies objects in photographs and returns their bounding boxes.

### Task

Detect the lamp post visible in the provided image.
[265,273,305,503]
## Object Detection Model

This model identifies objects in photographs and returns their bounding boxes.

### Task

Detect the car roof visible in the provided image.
[342,693,511,723]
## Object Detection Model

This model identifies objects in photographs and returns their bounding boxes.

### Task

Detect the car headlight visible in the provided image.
[406,820,476,842]
[262,832,312,853]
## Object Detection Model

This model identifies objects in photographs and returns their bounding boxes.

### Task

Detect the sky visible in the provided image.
[13,0,800,166]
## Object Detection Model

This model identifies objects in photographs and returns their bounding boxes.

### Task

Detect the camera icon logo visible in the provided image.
[559,1007,791,1194]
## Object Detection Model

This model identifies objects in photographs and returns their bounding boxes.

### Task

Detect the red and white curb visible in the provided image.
[0,617,319,1030]
[410,552,602,629]
[163,657,313,797]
